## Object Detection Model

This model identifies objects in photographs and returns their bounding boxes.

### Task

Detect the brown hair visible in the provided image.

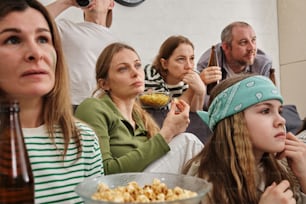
[183,74,298,203]
[152,35,194,80]
[0,0,81,157]
[106,9,112,28]
[94,42,159,138]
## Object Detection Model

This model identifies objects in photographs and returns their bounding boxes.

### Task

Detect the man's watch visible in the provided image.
[115,0,145,7]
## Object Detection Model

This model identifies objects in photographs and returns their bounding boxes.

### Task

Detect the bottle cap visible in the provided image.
[76,0,91,7]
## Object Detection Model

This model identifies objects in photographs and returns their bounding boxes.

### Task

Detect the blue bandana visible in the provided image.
[197,75,283,131]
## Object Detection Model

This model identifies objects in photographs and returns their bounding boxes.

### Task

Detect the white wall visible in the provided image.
[277,0,306,117]
[39,0,306,118]
[40,0,279,79]
[112,0,279,69]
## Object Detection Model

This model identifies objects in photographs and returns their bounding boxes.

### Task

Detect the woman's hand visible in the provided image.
[159,99,190,143]
[182,70,206,95]
[259,180,296,204]
[180,70,206,111]
[199,66,222,85]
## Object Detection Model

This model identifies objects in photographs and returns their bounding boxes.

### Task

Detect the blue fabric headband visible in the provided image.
[197,75,283,131]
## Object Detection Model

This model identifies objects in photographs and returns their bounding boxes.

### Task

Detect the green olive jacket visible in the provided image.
[75,94,170,174]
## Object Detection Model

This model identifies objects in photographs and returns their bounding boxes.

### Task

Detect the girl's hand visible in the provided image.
[276,132,306,193]
[277,132,306,179]
[259,180,296,204]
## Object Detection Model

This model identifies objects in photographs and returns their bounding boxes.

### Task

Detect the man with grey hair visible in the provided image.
[197,21,272,95]
[197,21,302,135]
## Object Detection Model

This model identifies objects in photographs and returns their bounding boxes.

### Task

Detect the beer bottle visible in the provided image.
[206,45,219,94]
[0,100,34,204]
[269,68,276,85]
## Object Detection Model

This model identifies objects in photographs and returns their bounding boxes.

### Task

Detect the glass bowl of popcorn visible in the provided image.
[75,172,212,204]
[138,91,171,109]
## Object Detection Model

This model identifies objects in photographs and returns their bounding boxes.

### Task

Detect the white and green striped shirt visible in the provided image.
[23,121,103,204]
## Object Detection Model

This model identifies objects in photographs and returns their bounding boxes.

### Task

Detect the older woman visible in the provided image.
[144,35,206,112]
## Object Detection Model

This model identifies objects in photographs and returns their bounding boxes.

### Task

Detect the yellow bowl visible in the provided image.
[139,92,171,109]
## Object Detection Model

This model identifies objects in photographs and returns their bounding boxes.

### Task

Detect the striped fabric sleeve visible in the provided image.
[77,121,104,176]
[23,121,104,203]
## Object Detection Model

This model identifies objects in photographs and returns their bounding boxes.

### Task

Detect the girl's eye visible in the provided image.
[5,36,20,45]
[261,108,270,114]
[279,109,283,115]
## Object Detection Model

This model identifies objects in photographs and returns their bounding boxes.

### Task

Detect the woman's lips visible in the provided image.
[21,69,48,77]
[132,81,144,87]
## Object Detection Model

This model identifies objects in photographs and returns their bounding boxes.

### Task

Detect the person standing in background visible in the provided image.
[0,0,103,202]
[46,0,117,111]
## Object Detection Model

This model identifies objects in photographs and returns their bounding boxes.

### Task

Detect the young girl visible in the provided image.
[183,74,306,203]
[0,0,103,203]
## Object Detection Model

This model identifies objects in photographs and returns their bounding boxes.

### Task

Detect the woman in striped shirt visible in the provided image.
[0,0,103,203]
[144,35,206,112]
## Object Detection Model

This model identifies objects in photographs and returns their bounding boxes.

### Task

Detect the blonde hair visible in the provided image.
[183,74,298,203]
[94,42,159,138]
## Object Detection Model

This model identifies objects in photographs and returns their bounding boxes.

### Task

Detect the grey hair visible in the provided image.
[221,21,252,45]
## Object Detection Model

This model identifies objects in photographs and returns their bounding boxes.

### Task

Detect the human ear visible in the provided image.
[221,42,232,52]
[160,58,168,70]
[221,42,227,51]
[98,78,110,91]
